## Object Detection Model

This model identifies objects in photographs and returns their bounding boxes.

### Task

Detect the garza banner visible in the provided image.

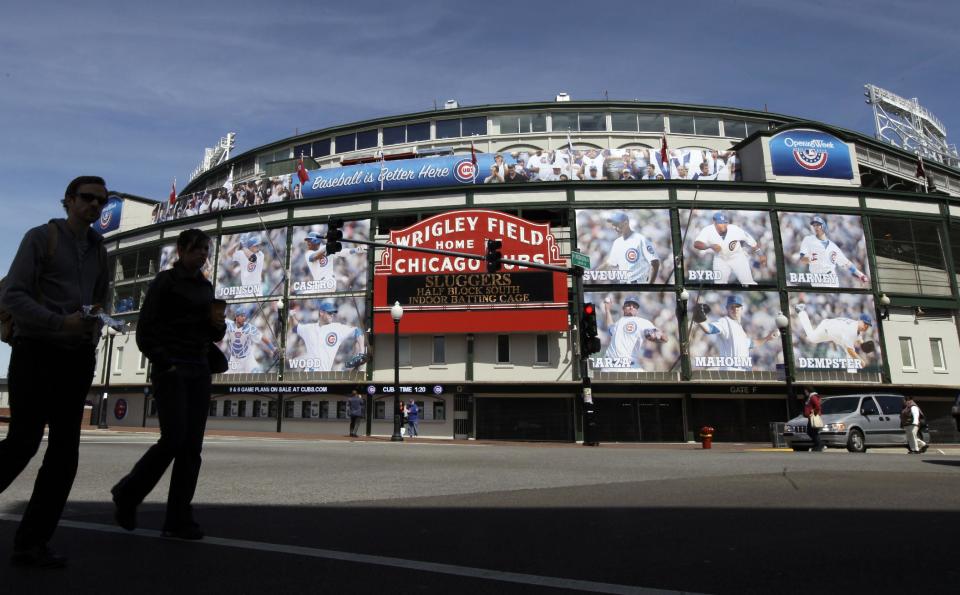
[373,210,568,334]
[301,154,493,199]
[94,195,123,234]
[769,129,853,179]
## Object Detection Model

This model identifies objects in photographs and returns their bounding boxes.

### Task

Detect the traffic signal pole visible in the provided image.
[573,268,598,446]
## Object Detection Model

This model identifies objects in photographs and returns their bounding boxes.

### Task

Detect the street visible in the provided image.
[1,431,959,594]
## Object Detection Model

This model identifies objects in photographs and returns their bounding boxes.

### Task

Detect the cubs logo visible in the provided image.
[624,321,638,334]
[325,332,339,346]
[114,398,127,420]
[728,240,739,252]
[318,255,328,267]
[247,260,257,272]
[625,248,640,263]
[98,209,113,230]
[793,148,829,171]
[453,159,477,183]
[829,251,838,264]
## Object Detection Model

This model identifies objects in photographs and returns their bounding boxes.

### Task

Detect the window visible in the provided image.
[223,399,233,417]
[138,352,147,371]
[745,120,768,136]
[432,336,445,364]
[382,125,406,145]
[461,116,487,137]
[637,113,664,132]
[875,395,903,415]
[337,401,347,419]
[435,118,461,139]
[268,400,278,418]
[433,401,446,421]
[258,149,289,173]
[294,143,311,157]
[319,401,329,418]
[551,112,577,132]
[208,401,217,417]
[551,112,606,132]
[950,221,960,288]
[301,401,311,418]
[375,400,386,419]
[252,400,261,417]
[578,112,605,131]
[493,114,547,135]
[407,121,430,142]
[238,400,247,418]
[722,119,747,138]
[113,346,123,374]
[335,133,356,153]
[860,397,880,416]
[536,334,549,364]
[695,117,720,136]
[669,114,695,134]
[871,217,952,296]
[611,112,638,132]
[497,335,510,363]
[930,338,946,371]
[284,400,295,418]
[312,139,331,157]
[356,129,377,150]
[399,336,412,367]
[899,337,916,370]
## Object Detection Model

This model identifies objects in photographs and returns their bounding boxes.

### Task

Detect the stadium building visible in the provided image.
[90,98,960,444]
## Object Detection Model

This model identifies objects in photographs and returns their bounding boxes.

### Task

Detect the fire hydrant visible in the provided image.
[700,426,715,449]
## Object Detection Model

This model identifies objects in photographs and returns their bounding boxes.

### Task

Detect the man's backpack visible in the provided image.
[0,222,59,344]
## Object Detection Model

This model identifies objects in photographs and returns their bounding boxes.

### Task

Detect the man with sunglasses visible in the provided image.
[0,176,110,568]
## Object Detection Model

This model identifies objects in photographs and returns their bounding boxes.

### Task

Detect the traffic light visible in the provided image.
[325,220,343,255]
[485,239,503,273]
[581,303,601,357]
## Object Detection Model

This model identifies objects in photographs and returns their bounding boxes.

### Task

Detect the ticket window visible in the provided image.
[284,400,296,418]
[222,399,232,417]
[319,401,330,419]
[301,401,311,419]
[375,401,386,420]
[238,400,247,418]
[230,401,239,416]
[262,401,271,418]
[208,401,217,417]
[336,401,347,419]
[433,401,446,421]
[310,401,320,418]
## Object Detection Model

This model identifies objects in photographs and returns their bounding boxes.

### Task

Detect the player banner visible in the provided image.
[779,212,871,289]
[789,292,882,374]
[215,301,280,375]
[584,291,679,374]
[687,291,783,372]
[289,221,370,296]
[215,229,287,299]
[160,242,215,280]
[285,297,367,373]
[575,208,674,285]
[680,209,777,286]
[372,210,568,334]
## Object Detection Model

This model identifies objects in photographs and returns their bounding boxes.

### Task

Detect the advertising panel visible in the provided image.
[679,209,777,286]
[153,174,292,224]
[575,208,674,284]
[687,291,783,372]
[372,210,568,334]
[779,212,871,289]
[285,296,367,372]
[94,195,123,234]
[585,291,679,373]
[215,229,287,299]
[769,129,854,179]
[789,293,882,374]
[215,301,280,375]
[289,221,370,296]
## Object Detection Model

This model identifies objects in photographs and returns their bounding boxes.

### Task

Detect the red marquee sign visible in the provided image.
[373,210,569,334]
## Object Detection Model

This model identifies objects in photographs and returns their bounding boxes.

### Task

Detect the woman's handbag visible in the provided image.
[207,344,229,374]
[809,413,824,429]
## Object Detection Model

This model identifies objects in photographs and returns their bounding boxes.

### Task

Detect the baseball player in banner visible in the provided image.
[285,297,367,373]
[779,212,871,289]
[288,222,369,296]
[215,302,280,374]
[688,291,782,372]
[215,229,287,299]
[160,243,214,280]
[791,292,881,372]
[681,210,777,286]
[575,209,673,284]
[586,291,679,373]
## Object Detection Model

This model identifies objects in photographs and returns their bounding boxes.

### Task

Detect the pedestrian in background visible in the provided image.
[348,390,364,437]
[406,400,419,438]
[0,176,110,568]
[901,397,928,454]
[110,229,226,540]
[803,387,824,452]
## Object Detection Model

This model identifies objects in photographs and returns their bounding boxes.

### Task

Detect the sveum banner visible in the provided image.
[301,154,500,199]
[94,195,123,234]
[769,129,853,179]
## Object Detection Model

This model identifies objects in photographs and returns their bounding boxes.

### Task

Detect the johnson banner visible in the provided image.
[372,210,569,334]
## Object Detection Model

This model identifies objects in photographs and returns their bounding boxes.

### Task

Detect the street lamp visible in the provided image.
[98,326,122,429]
[879,293,890,320]
[390,301,404,442]
[775,311,793,415]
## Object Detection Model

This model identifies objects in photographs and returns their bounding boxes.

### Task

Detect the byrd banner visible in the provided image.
[769,129,854,179]
[373,210,568,334]
[680,208,777,286]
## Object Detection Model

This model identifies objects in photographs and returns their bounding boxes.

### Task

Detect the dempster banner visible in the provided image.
[372,210,569,334]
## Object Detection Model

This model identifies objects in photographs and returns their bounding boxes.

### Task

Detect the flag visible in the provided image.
[296,156,309,185]
[915,153,925,179]
[566,131,574,154]
[470,141,477,168]
[168,179,176,205]
[660,134,669,166]
[223,166,234,191]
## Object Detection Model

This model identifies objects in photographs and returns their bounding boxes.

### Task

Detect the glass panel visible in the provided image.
[611,112,638,132]
[382,125,405,146]
[223,400,232,417]
[723,120,747,138]
[528,113,547,132]
[551,112,577,132]
[821,397,859,414]
[461,116,487,137]
[637,113,664,132]
[695,117,720,136]
[876,396,903,415]
[899,337,914,368]
[536,334,549,363]
[494,115,520,135]
[433,401,446,420]
[294,143,311,157]
[930,338,945,369]
[435,118,460,139]
[497,335,510,363]
[433,336,445,364]
[399,336,411,366]
[860,398,880,416]
[407,121,430,142]
[579,112,605,131]
[356,129,377,150]
[670,114,695,134]
[745,120,768,136]
[311,139,330,157]
[337,401,347,419]
[375,400,386,419]
[334,133,355,153]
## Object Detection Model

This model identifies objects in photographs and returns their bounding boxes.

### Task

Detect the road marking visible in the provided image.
[0,514,697,594]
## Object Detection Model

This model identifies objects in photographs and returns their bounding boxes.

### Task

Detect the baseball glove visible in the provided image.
[691,302,710,323]
[860,340,875,354]
[345,352,370,369]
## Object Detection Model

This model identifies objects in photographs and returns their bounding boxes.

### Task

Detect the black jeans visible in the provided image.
[0,338,95,549]
[806,421,822,451]
[113,364,211,529]
[349,415,362,436]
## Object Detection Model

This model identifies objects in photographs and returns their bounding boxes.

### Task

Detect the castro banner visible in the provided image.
[94,195,123,234]
[769,129,853,179]
[373,210,569,334]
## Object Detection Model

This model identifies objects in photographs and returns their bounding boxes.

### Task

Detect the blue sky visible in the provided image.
[1,0,958,374]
